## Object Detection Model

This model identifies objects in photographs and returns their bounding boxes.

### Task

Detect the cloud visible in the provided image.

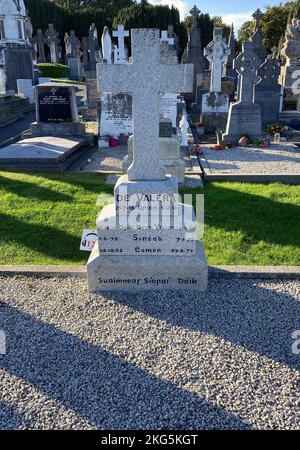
[148,0,189,21]
[220,12,253,32]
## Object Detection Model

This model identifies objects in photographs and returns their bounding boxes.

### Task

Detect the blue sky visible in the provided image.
[148,0,282,30]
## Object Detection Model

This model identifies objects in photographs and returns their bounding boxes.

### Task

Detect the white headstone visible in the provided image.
[179,112,189,146]
[17,78,34,103]
[101,26,112,64]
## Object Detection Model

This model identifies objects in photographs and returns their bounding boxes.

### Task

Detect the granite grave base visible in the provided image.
[0,135,92,172]
[30,121,86,137]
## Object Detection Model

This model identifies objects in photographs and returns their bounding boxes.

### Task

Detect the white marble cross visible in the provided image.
[160,30,174,46]
[204,28,230,93]
[98,29,193,181]
[113,24,129,62]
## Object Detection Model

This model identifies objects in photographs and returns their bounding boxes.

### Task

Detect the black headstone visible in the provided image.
[38,86,72,123]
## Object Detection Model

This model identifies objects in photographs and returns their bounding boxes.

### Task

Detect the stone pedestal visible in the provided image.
[201,91,229,132]
[87,175,208,292]
[123,135,185,183]
[222,101,262,144]
[68,58,82,81]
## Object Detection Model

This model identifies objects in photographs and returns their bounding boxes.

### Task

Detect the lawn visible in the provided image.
[0,171,299,266]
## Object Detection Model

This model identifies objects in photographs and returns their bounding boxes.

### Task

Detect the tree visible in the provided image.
[212,16,231,40]
[238,2,294,54]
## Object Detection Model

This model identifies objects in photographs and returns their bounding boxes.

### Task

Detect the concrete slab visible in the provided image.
[0,135,92,172]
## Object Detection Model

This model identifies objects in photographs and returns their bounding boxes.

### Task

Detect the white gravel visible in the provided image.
[202,143,300,175]
[0,276,299,430]
[72,146,127,173]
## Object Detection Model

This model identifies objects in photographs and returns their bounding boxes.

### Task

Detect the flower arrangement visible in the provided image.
[192,144,204,155]
[266,124,285,136]
[211,144,226,151]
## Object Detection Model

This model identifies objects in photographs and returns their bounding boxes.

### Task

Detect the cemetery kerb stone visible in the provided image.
[87,29,208,292]
[222,41,262,144]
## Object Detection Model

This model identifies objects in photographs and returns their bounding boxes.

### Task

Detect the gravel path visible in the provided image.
[0,276,299,430]
[71,146,127,173]
[202,143,300,175]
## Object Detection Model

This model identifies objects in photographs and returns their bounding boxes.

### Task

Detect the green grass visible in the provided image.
[0,172,299,266]
[50,78,86,85]
[37,63,70,79]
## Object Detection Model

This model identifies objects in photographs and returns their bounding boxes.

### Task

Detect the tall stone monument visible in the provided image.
[223,41,262,143]
[255,56,281,126]
[201,28,231,132]
[280,18,300,124]
[45,24,60,63]
[250,9,266,66]
[68,30,82,80]
[101,26,112,64]
[0,0,34,90]
[88,29,208,292]
[223,24,236,78]
[35,29,46,63]
[181,5,205,105]
[87,23,98,71]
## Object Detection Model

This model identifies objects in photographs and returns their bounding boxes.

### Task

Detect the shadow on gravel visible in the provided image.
[0,303,252,430]
[107,280,300,372]
[0,400,23,429]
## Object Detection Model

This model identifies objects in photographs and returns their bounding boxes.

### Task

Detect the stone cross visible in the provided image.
[160,30,174,46]
[88,25,98,69]
[190,5,200,27]
[98,29,193,181]
[70,30,81,58]
[113,24,129,63]
[82,37,89,68]
[252,8,263,32]
[257,57,280,87]
[36,29,46,63]
[45,24,60,63]
[234,41,261,103]
[204,28,230,92]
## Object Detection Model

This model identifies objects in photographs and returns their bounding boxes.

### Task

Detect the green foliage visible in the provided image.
[25,0,110,38]
[238,2,295,53]
[184,13,214,49]
[113,3,180,33]
[37,63,70,78]
[212,16,231,40]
